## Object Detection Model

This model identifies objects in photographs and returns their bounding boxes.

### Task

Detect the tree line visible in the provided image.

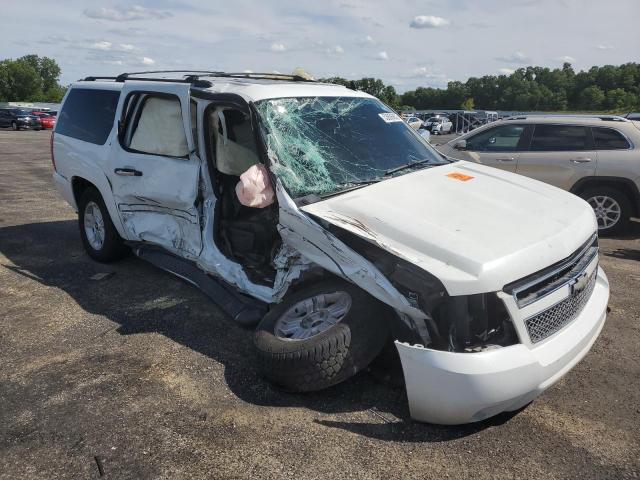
[2,54,638,113]
[0,55,66,103]
[323,62,640,112]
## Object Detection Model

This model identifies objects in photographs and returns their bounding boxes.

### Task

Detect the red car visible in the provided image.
[32,111,56,129]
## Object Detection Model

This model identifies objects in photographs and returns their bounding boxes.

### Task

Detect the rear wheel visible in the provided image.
[254,279,390,392]
[580,186,631,236]
[78,187,128,262]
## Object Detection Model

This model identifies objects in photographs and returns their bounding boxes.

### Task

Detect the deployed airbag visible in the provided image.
[235,164,275,208]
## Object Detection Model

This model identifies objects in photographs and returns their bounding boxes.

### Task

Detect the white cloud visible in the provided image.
[141,57,155,65]
[595,44,614,51]
[410,15,450,29]
[326,45,344,55]
[557,55,575,63]
[496,51,530,64]
[84,6,172,22]
[499,68,515,75]
[88,41,139,53]
[270,42,286,52]
[364,35,375,44]
[376,51,389,60]
[90,41,112,51]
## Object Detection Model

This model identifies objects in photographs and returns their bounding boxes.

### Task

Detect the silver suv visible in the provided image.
[438,115,640,234]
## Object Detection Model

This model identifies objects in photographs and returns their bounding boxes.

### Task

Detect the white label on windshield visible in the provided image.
[378,112,403,123]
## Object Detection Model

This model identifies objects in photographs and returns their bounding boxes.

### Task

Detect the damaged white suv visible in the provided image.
[52,72,609,425]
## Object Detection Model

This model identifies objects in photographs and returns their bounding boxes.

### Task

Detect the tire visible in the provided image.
[254,279,390,392]
[11,121,18,131]
[78,187,128,262]
[579,186,632,236]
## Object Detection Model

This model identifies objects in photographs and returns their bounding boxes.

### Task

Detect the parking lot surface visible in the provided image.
[1,130,639,479]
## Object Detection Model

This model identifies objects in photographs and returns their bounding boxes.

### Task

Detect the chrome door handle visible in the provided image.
[496,157,515,162]
[114,167,143,176]
[570,157,592,163]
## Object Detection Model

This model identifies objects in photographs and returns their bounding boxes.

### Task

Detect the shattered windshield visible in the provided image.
[255,96,446,198]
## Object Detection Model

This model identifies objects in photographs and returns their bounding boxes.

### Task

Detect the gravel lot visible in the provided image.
[1,129,639,479]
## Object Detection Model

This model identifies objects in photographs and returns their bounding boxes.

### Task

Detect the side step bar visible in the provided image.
[132,246,268,328]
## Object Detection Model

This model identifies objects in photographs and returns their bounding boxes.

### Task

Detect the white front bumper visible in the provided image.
[395,267,609,425]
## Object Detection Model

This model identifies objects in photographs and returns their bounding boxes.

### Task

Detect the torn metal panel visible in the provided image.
[274,180,427,320]
[120,208,202,258]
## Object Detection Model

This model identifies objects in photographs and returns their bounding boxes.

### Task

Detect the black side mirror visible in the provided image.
[453,139,467,150]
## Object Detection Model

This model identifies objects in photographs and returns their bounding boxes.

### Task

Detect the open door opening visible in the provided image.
[203,103,280,286]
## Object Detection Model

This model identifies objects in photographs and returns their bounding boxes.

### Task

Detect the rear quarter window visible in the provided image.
[530,124,591,151]
[56,88,120,145]
[592,127,631,150]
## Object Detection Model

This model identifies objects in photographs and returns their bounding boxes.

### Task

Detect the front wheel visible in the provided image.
[254,279,390,392]
[78,187,128,262]
[11,121,18,131]
[580,187,631,236]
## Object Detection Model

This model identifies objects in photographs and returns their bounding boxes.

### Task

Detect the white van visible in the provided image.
[52,72,609,424]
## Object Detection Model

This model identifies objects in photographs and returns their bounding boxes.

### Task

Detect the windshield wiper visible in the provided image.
[319,178,383,199]
[384,158,435,176]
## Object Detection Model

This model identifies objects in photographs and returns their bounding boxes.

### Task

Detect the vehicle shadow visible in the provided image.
[0,219,518,442]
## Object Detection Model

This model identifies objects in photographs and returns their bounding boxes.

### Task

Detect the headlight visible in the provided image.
[323,220,518,351]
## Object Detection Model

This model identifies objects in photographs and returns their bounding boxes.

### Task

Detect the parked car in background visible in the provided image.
[417,125,431,142]
[405,116,422,129]
[424,116,453,135]
[438,115,640,234]
[32,111,56,129]
[626,112,640,121]
[0,108,42,130]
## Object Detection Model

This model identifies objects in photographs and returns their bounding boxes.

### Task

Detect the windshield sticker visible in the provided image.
[378,112,403,123]
[446,172,475,182]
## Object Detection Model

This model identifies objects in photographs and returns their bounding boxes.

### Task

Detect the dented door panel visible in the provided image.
[107,81,203,257]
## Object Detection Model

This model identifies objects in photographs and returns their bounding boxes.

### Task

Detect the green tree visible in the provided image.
[578,86,605,110]
[605,88,637,111]
[0,54,65,102]
[460,97,475,110]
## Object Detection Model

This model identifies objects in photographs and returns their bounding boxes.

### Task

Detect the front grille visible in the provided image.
[505,234,598,308]
[524,269,597,344]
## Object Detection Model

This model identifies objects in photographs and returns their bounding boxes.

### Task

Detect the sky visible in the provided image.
[3,0,639,92]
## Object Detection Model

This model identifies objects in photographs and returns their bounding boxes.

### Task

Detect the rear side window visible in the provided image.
[592,127,630,150]
[56,88,120,145]
[530,125,591,151]
[121,93,189,157]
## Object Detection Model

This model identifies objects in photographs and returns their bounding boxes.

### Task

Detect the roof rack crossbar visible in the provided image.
[81,70,317,86]
[205,72,315,82]
[82,76,118,81]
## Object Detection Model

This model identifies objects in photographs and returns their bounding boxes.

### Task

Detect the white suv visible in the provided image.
[52,72,609,424]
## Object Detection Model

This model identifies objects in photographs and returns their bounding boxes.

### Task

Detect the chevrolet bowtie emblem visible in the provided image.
[570,271,590,295]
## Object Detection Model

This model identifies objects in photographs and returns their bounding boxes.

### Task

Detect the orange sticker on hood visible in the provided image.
[446,172,475,182]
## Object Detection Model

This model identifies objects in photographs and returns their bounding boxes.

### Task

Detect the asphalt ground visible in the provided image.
[0,129,639,479]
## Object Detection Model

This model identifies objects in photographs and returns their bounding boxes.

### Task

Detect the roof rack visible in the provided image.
[81,70,316,87]
[505,114,629,122]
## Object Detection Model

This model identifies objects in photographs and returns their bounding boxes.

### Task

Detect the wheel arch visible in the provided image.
[570,176,640,217]
[71,175,128,239]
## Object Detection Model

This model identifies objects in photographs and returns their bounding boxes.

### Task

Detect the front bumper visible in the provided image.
[395,266,609,425]
[17,121,42,130]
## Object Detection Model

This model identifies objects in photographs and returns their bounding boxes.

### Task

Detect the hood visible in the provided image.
[301,161,597,295]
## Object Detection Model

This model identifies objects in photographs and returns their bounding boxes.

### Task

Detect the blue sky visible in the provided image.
[4,0,639,92]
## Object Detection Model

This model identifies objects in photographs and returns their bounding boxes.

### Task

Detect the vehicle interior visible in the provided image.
[204,104,280,285]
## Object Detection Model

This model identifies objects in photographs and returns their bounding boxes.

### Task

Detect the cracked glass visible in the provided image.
[255,96,446,198]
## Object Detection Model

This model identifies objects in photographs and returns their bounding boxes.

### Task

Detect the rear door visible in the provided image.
[516,124,596,190]
[108,81,202,257]
[444,123,528,172]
